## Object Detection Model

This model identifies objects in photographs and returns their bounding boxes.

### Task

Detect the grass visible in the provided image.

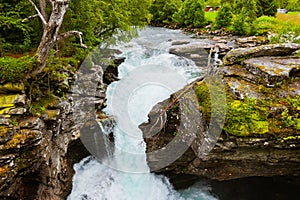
[276,12,300,26]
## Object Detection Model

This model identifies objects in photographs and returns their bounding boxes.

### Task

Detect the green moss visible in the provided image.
[224,98,269,136]
[283,135,300,141]
[2,130,39,150]
[0,126,9,138]
[29,95,59,116]
[0,165,10,177]
[195,81,300,137]
[0,94,20,108]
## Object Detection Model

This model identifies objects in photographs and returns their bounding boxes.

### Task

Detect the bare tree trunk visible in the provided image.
[34,0,70,74]
[39,0,48,22]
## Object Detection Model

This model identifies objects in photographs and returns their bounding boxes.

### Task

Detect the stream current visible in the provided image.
[68,27,217,200]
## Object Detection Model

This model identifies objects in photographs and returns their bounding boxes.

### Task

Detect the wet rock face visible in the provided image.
[143,42,300,181]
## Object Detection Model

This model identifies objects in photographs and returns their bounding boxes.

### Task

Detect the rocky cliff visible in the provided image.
[0,56,122,199]
[141,42,300,181]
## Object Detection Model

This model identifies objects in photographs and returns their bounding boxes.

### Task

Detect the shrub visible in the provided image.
[173,0,206,27]
[252,15,281,35]
[230,10,253,35]
[215,3,233,28]
[0,56,36,83]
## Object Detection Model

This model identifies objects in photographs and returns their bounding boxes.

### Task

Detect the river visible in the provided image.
[68,27,218,200]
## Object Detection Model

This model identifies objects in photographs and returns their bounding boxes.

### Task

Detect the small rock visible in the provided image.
[42,109,61,121]
[9,108,26,115]
[19,117,44,130]
[0,118,10,125]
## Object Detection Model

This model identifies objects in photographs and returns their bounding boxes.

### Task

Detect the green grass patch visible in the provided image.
[277,12,300,26]
[253,15,300,43]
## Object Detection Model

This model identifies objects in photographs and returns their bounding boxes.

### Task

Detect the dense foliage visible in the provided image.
[173,0,206,27]
[256,0,278,17]
[215,3,232,29]
[0,0,151,56]
[149,0,182,23]
[0,0,42,53]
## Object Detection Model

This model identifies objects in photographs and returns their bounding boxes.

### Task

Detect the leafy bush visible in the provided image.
[0,56,36,83]
[149,0,182,23]
[252,15,281,35]
[215,3,233,28]
[230,10,253,35]
[173,0,206,27]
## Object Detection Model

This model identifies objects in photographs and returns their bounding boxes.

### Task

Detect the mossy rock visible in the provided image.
[0,82,24,94]
[1,129,42,150]
[195,79,300,137]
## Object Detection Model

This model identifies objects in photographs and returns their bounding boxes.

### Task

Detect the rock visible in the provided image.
[236,36,269,47]
[42,109,61,121]
[0,83,24,94]
[223,43,300,65]
[242,56,300,86]
[169,42,214,67]
[0,54,125,199]
[19,117,44,130]
[171,40,190,46]
[143,42,300,182]
[0,94,26,109]
[0,119,10,126]
[9,108,26,115]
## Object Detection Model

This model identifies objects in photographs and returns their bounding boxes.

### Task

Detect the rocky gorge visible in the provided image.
[0,29,300,199]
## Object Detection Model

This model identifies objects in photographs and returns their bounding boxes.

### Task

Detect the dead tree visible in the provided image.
[28,0,88,75]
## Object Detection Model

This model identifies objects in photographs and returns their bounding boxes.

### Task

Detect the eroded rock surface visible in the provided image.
[0,55,122,199]
[143,42,300,181]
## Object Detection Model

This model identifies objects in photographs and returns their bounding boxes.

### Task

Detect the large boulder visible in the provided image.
[223,43,300,65]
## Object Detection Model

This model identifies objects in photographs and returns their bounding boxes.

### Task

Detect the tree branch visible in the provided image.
[57,31,89,48]
[28,0,47,25]
[22,14,39,22]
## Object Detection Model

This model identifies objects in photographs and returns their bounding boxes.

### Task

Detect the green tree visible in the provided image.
[256,0,278,17]
[173,0,206,27]
[215,3,233,28]
[231,0,257,35]
[1,0,151,74]
[149,0,182,23]
[286,0,300,11]
[0,0,42,53]
[205,0,221,7]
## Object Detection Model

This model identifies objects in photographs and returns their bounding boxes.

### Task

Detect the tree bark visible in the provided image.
[39,0,48,22]
[34,0,70,74]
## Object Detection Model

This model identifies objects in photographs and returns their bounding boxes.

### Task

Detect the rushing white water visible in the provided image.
[68,27,218,200]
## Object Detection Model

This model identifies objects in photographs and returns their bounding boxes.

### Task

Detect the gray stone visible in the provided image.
[223,43,300,65]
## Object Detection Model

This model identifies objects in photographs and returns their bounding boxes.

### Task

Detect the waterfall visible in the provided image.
[68,27,218,200]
